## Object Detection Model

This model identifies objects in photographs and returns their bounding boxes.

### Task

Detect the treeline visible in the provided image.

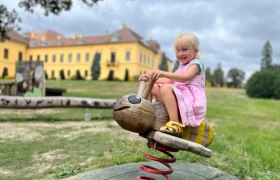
[172,60,245,88]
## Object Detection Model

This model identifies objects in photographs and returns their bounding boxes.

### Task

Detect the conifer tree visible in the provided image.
[172,60,180,72]
[205,67,213,86]
[159,53,168,71]
[91,52,101,80]
[59,69,65,80]
[261,40,272,70]
[213,63,224,87]
[124,69,129,81]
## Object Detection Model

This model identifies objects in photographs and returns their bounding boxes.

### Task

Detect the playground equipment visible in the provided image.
[113,79,214,179]
[0,79,214,179]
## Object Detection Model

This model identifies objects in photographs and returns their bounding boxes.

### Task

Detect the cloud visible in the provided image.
[2,0,280,80]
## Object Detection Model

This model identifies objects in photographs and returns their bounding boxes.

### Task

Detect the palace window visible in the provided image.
[125,51,130,61]
[139,53,142,63]
[60,54,64,62]
[77,53,81,62]
[68,54,72,62]
[143,54,146,64]
[85,53,90,62]
[4,49,8,59]
[45,55,48,62]
[52,54,56,62]
[111,52,116,63]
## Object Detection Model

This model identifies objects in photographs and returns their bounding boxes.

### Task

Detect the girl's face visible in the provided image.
[175,45,196,65]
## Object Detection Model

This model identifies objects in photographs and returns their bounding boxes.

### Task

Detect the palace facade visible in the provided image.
[0,24,173,80]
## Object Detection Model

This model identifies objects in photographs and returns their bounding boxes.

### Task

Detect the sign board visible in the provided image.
[15,61,45,97]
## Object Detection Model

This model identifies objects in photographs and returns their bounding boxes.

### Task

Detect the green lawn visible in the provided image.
[0,80,279,179]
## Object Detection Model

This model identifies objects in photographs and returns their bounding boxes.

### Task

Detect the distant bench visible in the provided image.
[0,82,66,97]
[45,88,66,96]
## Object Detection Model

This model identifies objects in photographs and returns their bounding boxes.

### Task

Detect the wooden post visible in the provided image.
[137,79,155,99]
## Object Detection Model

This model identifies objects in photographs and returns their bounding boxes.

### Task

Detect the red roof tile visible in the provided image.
[7,25,160,52]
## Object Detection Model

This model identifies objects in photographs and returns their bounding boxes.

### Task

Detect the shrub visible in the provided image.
[246,69,280,99]
[45,71,49,80]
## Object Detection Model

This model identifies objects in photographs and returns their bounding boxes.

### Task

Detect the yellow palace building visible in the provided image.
[0,24,173,81]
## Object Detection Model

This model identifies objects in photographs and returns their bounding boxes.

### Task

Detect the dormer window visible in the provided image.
[77,38,83,44]
[29,41,35,47]
[41,41,48,46]
[57,40,63,45]
[111,33,120,42]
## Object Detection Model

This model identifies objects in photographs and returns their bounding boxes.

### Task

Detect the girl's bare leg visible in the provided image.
[151,84,163,102]
[160,84,179,122]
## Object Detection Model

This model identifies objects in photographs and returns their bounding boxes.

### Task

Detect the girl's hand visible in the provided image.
[151,70,165,80]
[139,74,151,82]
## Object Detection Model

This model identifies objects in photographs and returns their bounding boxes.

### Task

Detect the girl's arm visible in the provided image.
[151,64,200,83]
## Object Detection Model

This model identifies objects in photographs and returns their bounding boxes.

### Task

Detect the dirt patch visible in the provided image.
[0,168,13,176]
[0,109,66,115]
[0,121,143,142]
[30,149,68,174]
[0,122,44,142]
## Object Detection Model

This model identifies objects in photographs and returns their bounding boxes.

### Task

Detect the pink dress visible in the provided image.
[172,59,206,127]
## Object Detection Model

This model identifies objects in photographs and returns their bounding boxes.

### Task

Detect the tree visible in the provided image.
[158,53,168,72]
[0,0,103,41]
[45,71,48,80]
[75,70,83,80]
[205,67,213,86]
[172,60,180,72]
[91,52,101,80]
[107,70,114,81]
[261,40,272,70]
[59,69,65,80]
[0,5,21,41]
[226,68,245,88]
[124,69,129,81]
[212,63,224,87]
[1,68,8,78]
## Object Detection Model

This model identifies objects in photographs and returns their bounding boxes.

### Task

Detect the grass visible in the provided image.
[0,80,279,179]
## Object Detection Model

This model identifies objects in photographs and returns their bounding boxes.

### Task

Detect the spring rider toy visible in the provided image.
[113,79,214,179]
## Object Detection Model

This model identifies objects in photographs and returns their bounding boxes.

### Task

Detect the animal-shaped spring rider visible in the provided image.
[113,79,214,180]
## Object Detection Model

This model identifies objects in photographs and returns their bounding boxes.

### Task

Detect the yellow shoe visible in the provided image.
[160,120,184,136]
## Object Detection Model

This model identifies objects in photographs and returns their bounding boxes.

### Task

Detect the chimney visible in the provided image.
[72,32,77,39]
[30,31,35,38]
[121,24,126,29]
[41,36,46,42]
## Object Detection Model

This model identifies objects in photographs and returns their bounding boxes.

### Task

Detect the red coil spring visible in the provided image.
[137,140,178,180]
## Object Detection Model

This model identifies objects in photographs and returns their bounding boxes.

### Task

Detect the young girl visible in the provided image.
[140,33,206,136]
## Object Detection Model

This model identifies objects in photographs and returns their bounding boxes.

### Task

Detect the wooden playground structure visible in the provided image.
[0,78,214,179]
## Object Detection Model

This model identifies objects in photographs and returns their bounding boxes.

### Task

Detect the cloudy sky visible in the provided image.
[2,0,280,80]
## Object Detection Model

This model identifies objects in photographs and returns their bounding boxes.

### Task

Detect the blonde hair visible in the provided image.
[174,33,200,59]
